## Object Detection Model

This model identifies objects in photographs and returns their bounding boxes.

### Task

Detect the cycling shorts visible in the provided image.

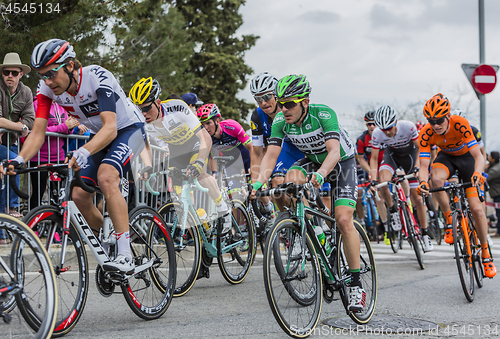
[289,156,357,209]
[379,148,419,188]
[431,151,478,198]
[271,142,305,179]
[81,123,146,185]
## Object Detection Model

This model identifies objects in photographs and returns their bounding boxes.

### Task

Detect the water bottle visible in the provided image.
[314,225,332,255]
[197,208,210,233]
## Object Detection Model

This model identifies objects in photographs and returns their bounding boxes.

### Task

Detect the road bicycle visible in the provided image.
[377,170,425,269]
[153,165,254,297]
[423,193,444,245]
[9,163,175,337]
[256,181,377,338]
[429,180,488,302]
[357,179,380,242]
[0,213,57,338]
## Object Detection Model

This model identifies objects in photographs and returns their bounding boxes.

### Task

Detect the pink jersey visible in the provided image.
[212,119,251,152]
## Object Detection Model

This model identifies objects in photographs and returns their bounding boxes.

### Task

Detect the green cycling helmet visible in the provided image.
[274,75,312,100]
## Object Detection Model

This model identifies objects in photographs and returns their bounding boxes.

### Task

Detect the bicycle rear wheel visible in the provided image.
[403,206,424,270]
[20,205,88,337]
[263,218,322,338]
[123,207,176,319]
[337,221,377,324]
[217,199,254,284]
[157,201,201,297]
[1,214,58,339]
[467,212,484,288]
[452,213,474,302]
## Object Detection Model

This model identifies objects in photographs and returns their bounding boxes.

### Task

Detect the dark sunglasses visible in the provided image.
[37,63,66,80]
[427,117,446,126]
[381,125,394,132]
[2,69,20,77]
[254,93,274,104]
[367,122,376,126]
[141,102,154,112]
[277,98,306,110]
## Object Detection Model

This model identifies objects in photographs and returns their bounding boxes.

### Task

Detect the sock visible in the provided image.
[389,205,398,214]
[349,269,362,287]
[422,228,429,236]
[263,200,274,213]
[116,231,131,260]
[443,210,452,226]
[216,200,229,215]
[481,243,490,259]
[383,220,388,232]
[213,194,223,206]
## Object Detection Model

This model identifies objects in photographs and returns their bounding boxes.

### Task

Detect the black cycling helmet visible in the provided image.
[364,110,375,122]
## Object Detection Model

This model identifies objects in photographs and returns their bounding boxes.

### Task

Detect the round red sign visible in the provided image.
[472,64,497,94]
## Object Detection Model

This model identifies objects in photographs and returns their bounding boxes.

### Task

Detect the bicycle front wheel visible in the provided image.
[20,205,88,337]
[1,214,58,339]
[467,212,484,288]
[387,206,401,253]
[426,197,442,245]
[263,218,322,338]
[123,206,176,319]
[217,199,255,284]
[403,206,424,270]
[157,201,201,297]
[337,221,377,324]
[452,213,474,302]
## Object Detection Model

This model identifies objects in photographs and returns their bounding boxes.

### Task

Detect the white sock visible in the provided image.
[263,200,274,212]
[217,201,229,215]
[116,231,131,260]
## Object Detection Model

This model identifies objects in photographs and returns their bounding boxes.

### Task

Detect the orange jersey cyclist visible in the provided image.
[417,93,496,278]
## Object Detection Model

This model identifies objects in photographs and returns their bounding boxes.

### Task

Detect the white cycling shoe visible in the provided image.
[103,254,135,274]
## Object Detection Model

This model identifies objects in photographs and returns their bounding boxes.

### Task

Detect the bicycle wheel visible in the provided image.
[426,197,442,245]
[387,206,401,253]
[20,205,88,337]
[263,218,322,338]
[217,199,255,284]
[452,213,474,302]
[337,221,377,324]
[122,207,176,319]
[157,201,201,297]
[1,214,58,339]
[403,206,424,270]
[467,212,483,288]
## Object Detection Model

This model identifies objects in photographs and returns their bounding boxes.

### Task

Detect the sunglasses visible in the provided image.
[37,63,66,80]
[381,125,394,132]
[254,93,274,104]
[427,117,446,126]
[141,102,155,112]
[277,98,306,110]
[2,69,20,77]
[367,122,376,126]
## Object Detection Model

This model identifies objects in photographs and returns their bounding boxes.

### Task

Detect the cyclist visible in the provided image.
[249,74,366,312]
[197,103,254,198]
[417,93,496,278]
[370,105,433,252]
[1,39,146,273]
[355,110,387,239]
[250,72,305,215]
[128,78,232,233]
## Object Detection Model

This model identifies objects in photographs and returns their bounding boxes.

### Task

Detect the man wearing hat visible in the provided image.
[181,92,204,113]
[0,52,35,219]
[486,151,500,237]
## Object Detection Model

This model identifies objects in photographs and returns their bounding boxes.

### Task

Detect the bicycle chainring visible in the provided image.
[95,265,115,297]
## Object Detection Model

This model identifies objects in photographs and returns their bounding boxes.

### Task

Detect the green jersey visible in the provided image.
[268,104,355,164]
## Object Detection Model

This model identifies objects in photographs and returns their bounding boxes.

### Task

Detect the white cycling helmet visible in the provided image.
[451,109,466,119]
[250,72,278,96]
[374,105,397,129]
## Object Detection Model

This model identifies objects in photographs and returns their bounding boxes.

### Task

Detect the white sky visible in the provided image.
[236,0,500,152]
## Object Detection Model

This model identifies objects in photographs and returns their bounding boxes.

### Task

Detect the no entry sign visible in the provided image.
[462,63,499,98]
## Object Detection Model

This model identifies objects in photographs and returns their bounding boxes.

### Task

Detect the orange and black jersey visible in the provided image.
[419,115,478,159]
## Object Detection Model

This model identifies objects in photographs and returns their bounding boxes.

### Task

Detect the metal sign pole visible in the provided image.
[479,0,486,147]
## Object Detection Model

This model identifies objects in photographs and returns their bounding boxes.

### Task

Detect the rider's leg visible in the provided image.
[271,175,286,211]
[72,187,101,232]
[356,188,365,221]
[378,168,394,209]
[430,166,452,223]
[336,205,360,272]
[410,187,427,230]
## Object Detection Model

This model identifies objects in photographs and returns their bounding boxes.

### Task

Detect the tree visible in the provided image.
[174,0,258,125]
[0,0,115,91]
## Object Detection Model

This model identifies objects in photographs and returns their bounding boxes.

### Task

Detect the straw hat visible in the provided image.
[0,53,31,74]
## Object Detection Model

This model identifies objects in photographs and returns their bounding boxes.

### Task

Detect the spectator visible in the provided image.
[27,98,79,209]
[0,52,35,226]
[181,92,203,113]
[486,151,500,237]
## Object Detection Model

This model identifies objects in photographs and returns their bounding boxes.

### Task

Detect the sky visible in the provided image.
[236,0,500,152]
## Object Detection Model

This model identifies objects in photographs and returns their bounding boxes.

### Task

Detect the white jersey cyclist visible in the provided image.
[371,120,418,156]
[36,65,144,133]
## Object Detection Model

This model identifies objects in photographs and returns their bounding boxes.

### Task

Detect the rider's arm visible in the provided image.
[195,128,213,161]
[413,138,420,170]
[470,145,485,176]
[16,117,48,162]
[369,148,380,181]
[480,146,487,171]
[356,154,370,173]
[418,157,430,183]
[139,137,152,168]
[251,145,263,182]
[209,152,216,174]
[256,145,281,185]
[79,111,117,155]
[318,138,340,178]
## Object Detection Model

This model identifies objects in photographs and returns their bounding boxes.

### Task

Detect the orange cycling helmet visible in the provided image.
[423,93,450,119]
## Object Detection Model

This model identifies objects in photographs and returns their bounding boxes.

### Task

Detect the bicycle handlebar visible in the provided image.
[429,180,484,202]
[144,171,209,196]
[376,172,416,189]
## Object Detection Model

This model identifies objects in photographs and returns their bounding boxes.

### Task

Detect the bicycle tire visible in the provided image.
[403,206,424,270]
[1,214,58,339]
[263,218,322,338]
[157,201,201,297]
[19,205,88,337]
[452,213,474,302]
[217,199,255,284]
[122,206,176,320]
[467,212,483,288]
[337,221,377,324]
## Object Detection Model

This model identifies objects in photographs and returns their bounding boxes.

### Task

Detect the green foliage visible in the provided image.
[175,0,258,124]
